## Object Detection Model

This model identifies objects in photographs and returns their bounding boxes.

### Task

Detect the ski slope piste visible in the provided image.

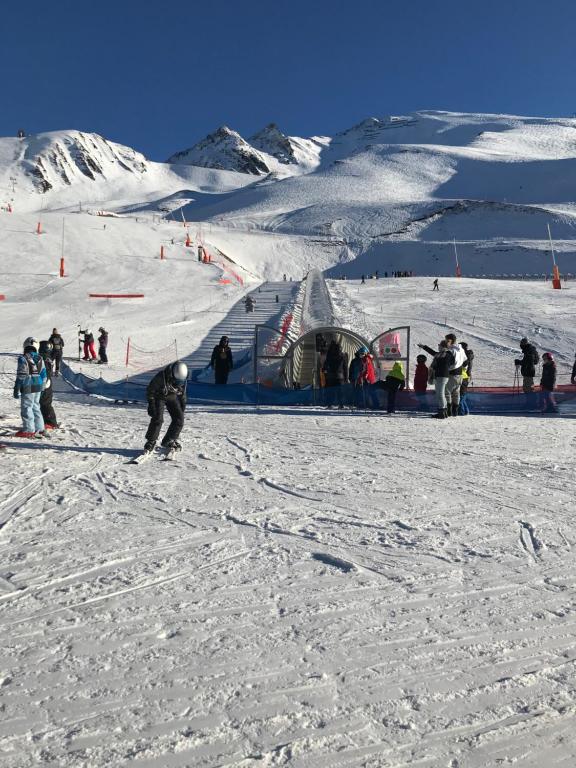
[59,270,576,416]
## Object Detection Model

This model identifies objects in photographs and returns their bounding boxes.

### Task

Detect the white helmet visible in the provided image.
[23,337,39,350]
[170,361,188,384]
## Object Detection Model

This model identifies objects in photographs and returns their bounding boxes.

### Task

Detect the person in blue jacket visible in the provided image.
[13,337,47,438]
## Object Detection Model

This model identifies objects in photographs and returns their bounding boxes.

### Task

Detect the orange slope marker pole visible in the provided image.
[548,224,561,289]
[453,237,461,278]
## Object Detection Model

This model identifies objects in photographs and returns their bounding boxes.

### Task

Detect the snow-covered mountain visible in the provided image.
[167,123,325,178]
[0,131,149,195]
[167,125,271,175]
[1,111,576,277]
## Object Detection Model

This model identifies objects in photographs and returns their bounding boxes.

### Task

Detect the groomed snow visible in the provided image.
[1,275,576,767]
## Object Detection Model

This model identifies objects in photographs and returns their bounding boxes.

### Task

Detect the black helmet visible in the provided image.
[520,337,528,347]
[39,340,53,355]
[220,336,229,345]
[170,361,188,384]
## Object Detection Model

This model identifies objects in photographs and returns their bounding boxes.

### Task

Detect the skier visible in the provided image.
[514,338,539,393]
[97,327,108,364]
[322,340,348,409]
[432,278,439,291]
[48,327,64,375]
[210,336,233,385]
[38,340,59,429]
[361,274,366,284]
[382,361,405,413]
[244,296,256,313]
[349,348,377,408]
[81,329,97,361]
[540,352,558,413]
[13,337,47,438]
[571,353,576,385]
[423,340,455,419]
[144,361,188,453]
[444,333,468,416]
[413,354,429,394]
[459,368,471,415]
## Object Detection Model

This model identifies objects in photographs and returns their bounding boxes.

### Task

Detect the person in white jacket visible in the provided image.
[444,333,468,416]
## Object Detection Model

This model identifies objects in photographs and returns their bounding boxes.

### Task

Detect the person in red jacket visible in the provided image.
[413,354,428,393]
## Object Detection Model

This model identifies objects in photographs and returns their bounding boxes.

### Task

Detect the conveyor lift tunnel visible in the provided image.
[253,271,410,389]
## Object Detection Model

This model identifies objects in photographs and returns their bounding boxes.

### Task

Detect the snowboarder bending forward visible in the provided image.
[144,361,188,453]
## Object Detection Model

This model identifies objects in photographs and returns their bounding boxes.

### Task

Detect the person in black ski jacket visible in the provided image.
[48,328,64,375]
[38,341,59,429]
[322,340,348,408]
[571,353,576,385]
[540,352,558,413]
[421,340,455,419]
[97,327,108,364]
[144,361,188,452]
[210,336,233,385]
[514,337,539,393]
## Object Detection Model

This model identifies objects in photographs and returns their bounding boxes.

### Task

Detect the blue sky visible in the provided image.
[2,0,575,159]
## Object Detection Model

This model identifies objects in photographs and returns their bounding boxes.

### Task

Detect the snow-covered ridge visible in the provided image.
[13,131,149,193]
[167,123,325,177]
[167,125,271,175]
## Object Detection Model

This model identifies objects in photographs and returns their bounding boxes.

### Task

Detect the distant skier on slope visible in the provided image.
[144,361,188,453]
[13,337,47,438]
[39,340,59,429]
[210,336,233,385]
[432,278,439,291]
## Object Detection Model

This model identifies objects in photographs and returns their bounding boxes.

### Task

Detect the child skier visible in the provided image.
[144,361,188,453]
[81,329,97,361]
[38,340,59,429]
[97,327,109,364]
[459,368,470,415]
[413,354,428,393]
[48,328,64,375]
[13,337,47,438]
[540,352,558,413]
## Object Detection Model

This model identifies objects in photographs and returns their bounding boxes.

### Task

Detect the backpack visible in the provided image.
[25,352,43,376]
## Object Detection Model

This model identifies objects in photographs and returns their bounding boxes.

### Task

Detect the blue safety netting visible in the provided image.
[61,363,576,414]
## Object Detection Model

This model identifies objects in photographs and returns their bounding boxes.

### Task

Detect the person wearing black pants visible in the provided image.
[38,340,59,428]
[98,327,109,364]
[210,336,233,385]
[48,328,64,376]
[144,361,188,452]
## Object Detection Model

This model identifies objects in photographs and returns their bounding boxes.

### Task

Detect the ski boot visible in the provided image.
[15,430,36,438]
[144,440,156,453]
[431,408,447,419]
[163,440,182,452]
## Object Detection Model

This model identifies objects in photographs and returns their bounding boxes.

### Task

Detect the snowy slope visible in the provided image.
[3,111,576,278]
[175,111,576,276]
[2,275,576,765]
[0,130,258,215]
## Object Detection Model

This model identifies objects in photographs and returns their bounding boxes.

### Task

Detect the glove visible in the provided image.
[44,378,51,390]
[13,387,19,399]
[147,401,156,417]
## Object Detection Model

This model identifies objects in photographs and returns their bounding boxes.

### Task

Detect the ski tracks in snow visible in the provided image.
[2,399,576,767]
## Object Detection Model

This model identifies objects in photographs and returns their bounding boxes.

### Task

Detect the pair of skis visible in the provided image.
[129,446,181,464]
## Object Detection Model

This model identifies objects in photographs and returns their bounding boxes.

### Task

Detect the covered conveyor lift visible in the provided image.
[254,269,411,389]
